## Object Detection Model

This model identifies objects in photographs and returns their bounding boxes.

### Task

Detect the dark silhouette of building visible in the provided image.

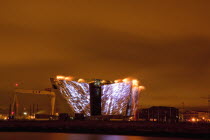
[139,106,179,123]
[89,79,102,116]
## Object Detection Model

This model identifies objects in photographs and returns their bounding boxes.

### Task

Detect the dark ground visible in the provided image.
[0,120,209,139]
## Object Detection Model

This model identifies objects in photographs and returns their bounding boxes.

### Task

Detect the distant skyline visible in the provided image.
[0,0,210,113]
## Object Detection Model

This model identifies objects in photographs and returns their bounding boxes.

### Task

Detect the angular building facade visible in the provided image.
[51,77,142,117]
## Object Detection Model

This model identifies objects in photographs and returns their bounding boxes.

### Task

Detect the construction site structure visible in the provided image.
[12,89,55,116]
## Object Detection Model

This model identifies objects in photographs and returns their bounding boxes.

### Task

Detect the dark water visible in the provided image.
[0,132,197,140]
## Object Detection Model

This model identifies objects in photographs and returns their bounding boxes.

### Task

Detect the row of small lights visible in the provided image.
[56,76,85,83]
[115,78,145,90]
[56,76,145,90]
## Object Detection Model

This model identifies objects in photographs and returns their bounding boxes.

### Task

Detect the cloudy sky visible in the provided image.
[0,0,210,113]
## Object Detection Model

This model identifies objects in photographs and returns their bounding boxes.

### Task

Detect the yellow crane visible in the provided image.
[12,89,55,116]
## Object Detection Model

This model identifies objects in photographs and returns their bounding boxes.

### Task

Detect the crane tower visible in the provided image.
[12,89,55,116]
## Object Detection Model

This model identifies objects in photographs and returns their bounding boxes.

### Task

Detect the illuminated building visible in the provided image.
[51,79,90,116]
[183,111,209,122]
[51,76,143,117]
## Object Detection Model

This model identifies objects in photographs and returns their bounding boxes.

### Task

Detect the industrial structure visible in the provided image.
[12,89,55,116]
[51,76,144,118]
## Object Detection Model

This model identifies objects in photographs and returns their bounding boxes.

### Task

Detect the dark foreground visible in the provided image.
[0,120,209,139]
[0,132,199,140]
[0,132,197,140]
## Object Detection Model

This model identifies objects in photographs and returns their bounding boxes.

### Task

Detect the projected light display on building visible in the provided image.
[52,76,144,117]
[55,79,90,116]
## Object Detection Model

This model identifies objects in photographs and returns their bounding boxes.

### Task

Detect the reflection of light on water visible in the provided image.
[66,134,184,140]
[0,132,178,140]
[100,135,129,140]
[67,133,142,140]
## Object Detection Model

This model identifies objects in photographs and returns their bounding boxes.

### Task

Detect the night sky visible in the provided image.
[0,0,210,113]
